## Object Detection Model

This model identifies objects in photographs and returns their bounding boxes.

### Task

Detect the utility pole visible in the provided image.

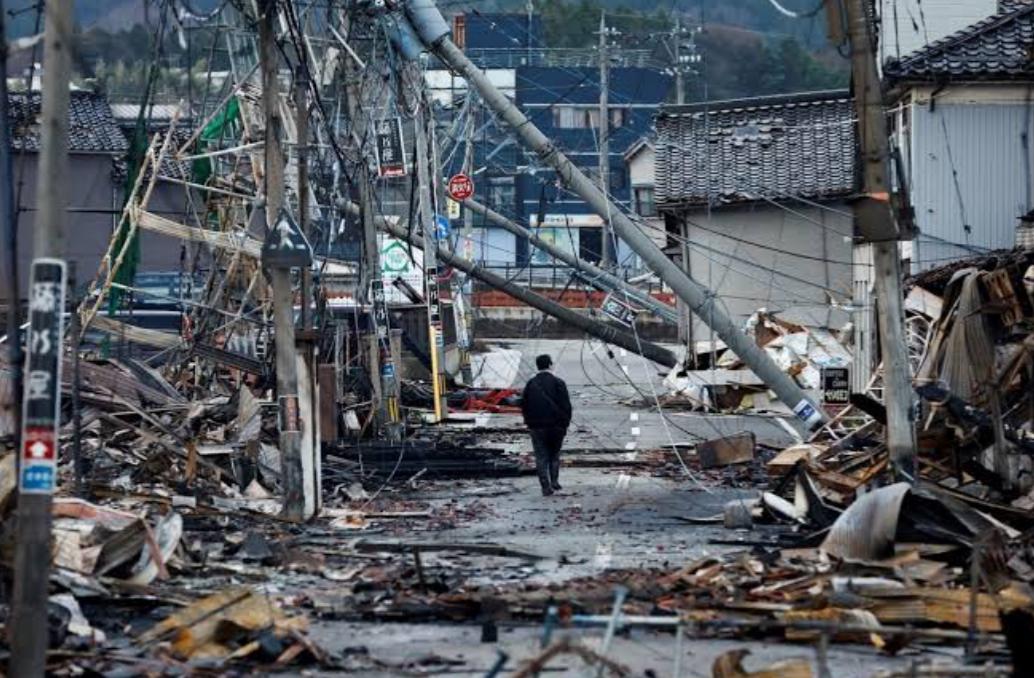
[673,15,684,105]
[295,65,311,330]
[842,0,917,480]
[10,1,73,674]
[0,3,22,463]
[341,14,401,438]
[258,0,306,521]
[455,97,477,385]
[412,7,827,429]
[415,101,449,422]
[526,0,534,60]
[597,12,615,268]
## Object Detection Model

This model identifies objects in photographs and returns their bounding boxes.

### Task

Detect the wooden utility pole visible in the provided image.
[415,104,448,422]
[10,1,72,674]
[841,0,917,480]
[258,0,306,520]
[597,12,614,268]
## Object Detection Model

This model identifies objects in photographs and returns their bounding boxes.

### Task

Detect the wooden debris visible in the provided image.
[712,649,812,678]
[697,432,756,469]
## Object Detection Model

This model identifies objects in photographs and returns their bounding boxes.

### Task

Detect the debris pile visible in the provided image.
[661,310,853,413]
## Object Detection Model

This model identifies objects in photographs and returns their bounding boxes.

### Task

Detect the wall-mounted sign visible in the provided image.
[822,367,850,407]
[375,117,407,178]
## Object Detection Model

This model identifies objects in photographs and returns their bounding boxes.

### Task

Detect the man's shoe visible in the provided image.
[542,487,554,497]
[552,483,563,491]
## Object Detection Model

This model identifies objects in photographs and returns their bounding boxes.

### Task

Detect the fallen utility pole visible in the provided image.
[258,0,305,521]
[375,214,678,369]
[841,0,917,480]
[404,0,825,428]
[462,196,678,324]
[10,1,72,674]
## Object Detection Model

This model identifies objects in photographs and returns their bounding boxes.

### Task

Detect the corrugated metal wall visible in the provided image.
[910,101,1033,270]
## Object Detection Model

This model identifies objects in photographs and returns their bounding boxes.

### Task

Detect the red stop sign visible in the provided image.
[447,173,474,201]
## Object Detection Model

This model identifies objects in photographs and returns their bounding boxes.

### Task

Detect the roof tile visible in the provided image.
[884,4,1034,82]
[8,90,129,154]
[653,90,856,208]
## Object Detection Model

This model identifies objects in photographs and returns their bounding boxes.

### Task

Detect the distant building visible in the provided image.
[883,1,1034,270]
[652,90,858,343]
[0,90,189,304]
[2,90,128,302]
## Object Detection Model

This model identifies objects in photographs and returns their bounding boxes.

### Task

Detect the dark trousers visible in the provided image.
[529,427,565,492]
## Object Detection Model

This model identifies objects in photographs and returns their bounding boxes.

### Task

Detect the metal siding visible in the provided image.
[685,203,854,336]
[910,101,1032,270]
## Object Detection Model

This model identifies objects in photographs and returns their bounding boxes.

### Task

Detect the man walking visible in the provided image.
[521,354,572,496]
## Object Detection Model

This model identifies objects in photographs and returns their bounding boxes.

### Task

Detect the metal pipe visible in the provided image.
[410,14,824,428]
[463,196,678,323]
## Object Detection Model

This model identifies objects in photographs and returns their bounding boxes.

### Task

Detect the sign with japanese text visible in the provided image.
[446,197,461,220]
[447,173,474,201]
[375,117,407,178]
[278,394,300,433]
[600,294,638,327]
[822,367,850,412]
[19,258,66,495]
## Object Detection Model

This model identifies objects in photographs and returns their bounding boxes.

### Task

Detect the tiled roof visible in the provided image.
[883,4,1034,82]
[653,90,856,209]
[8,90,129,154]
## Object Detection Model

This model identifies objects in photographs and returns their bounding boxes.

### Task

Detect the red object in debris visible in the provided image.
[447,173,474,201]
[460,388,521,413]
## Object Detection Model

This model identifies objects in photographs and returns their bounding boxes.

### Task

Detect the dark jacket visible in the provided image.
[521,371,572,429]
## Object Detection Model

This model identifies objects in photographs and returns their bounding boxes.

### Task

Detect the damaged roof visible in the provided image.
[653,89,856,209]
[883,3,1034,83]
[8,90,129,154]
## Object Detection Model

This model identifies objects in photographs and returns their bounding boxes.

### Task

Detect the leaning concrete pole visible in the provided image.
[462,196,679,324]
[403,0,825,427]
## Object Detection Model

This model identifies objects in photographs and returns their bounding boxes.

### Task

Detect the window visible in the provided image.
[453,15,466,49]
[487,177,515,211]
[551,106,629,130]
[553,106,580,129]
[610,170,626,192]
[634,187,656,217]
[610,107,629,128]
